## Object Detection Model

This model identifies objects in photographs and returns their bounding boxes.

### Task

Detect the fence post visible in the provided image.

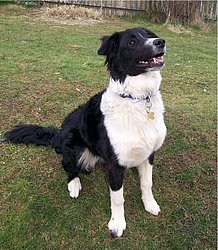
[119,0,123,8]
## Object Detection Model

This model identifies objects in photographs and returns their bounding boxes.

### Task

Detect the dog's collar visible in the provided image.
[119,92,157,120]
[119,92,154,102]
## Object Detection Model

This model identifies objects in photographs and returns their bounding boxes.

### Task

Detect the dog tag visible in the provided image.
[147,112,155,120]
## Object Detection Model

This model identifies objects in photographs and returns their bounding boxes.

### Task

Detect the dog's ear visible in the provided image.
[97,32,119,56]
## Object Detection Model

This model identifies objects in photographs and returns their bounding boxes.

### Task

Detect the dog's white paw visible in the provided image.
[143,198,161,216]
[108,216,126,237]
[68,177,82,199]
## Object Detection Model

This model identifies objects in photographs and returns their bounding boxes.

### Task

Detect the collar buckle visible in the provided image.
[119,92,153,102]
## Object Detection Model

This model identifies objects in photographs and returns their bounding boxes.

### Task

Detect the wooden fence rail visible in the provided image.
[25,0,218,23]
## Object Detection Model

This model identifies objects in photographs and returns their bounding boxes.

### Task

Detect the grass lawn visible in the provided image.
[0,4,216,250]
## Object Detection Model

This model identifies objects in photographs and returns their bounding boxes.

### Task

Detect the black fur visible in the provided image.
[2,124,58,147]
[148,152,155,165]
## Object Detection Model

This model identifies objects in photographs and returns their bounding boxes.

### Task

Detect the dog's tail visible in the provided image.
[1,124,61,153]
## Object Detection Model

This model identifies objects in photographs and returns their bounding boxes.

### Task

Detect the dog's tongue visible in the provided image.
[148,56,163,67]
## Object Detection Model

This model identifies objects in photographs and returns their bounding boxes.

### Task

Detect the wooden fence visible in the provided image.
[35,0,217,23]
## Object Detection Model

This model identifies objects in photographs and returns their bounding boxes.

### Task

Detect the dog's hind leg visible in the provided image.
[62,148,82,199]
[137,155,160,216]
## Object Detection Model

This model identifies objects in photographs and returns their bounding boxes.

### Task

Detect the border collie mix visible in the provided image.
[2,27,166,237]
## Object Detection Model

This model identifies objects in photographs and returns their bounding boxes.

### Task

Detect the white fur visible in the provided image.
[145,37,158,46]
[144,38,166,55]
[108,187,126,237]
[68,177,82,199]
[138,160,160,215]
[101,71,167,168]
[78,148,99,171]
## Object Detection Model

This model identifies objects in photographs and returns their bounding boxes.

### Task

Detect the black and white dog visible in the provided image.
[2,27,166,237]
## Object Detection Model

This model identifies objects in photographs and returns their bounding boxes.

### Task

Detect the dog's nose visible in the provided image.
[153,38,165,48]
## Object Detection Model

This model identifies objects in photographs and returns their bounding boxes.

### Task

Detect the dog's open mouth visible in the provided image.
[136,52,164,69]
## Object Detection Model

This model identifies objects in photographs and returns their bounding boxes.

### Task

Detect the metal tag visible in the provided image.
[147,112,155,120]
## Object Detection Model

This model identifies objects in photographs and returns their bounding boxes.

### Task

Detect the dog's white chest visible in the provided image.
[101,90,166,168]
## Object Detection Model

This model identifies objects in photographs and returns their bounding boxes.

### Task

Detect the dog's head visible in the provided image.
[98,27,166,82]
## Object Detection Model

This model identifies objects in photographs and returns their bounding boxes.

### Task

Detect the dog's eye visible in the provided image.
[129,40,137,46]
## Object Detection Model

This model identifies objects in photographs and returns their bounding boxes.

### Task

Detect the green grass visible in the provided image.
[0,5,217,250]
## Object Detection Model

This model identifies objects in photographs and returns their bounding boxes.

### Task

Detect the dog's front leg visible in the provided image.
[137,159,160,216]
[108,165,126,237]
